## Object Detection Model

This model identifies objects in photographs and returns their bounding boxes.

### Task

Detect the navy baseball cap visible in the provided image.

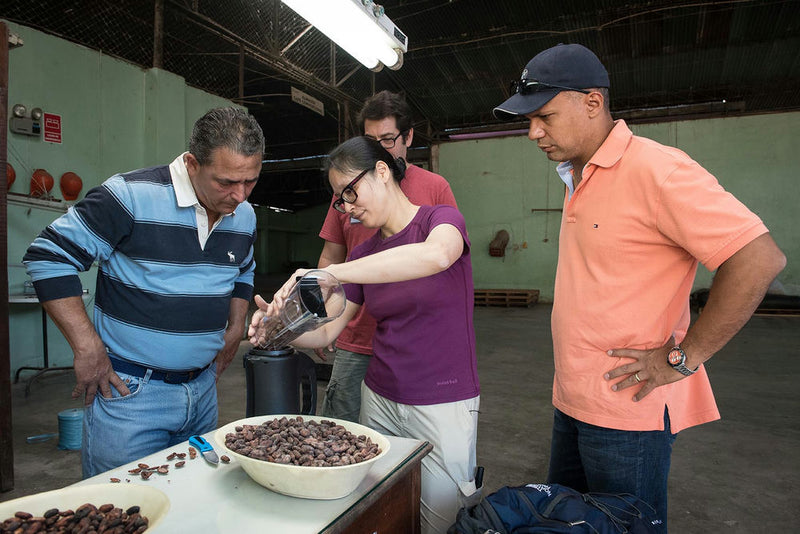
[493,43,609,121]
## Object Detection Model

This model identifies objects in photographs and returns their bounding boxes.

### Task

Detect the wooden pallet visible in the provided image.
[699,307,800,317]
[751,308,800,317]
[474,289,539,307]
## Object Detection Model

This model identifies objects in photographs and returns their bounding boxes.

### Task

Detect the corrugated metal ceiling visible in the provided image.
[2,0,799,209]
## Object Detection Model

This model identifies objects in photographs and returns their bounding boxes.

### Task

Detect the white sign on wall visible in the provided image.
[291,87,324,117]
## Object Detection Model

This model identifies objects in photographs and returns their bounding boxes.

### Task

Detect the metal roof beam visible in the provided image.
[167,0,361,108]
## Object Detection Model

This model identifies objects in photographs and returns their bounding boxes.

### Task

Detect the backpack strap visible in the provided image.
[541,490,598,530]
[480,499,509,534]
[515,490,597,532]
[542,492,571,517]
[515,490,549,523]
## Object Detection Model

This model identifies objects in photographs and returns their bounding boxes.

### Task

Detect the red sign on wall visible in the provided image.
[43,113,62,144]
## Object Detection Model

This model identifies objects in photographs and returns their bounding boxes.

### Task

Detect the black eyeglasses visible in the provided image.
[369,131,408,149]
[510,79,590,96]
[332,168,371,213]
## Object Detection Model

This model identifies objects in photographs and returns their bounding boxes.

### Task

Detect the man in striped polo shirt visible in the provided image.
[24,107,264,477]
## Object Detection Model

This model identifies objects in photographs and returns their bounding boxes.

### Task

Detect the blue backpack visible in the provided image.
[448,483,663,534]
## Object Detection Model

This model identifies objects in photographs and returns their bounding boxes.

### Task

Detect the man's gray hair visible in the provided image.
[189,107,265,165]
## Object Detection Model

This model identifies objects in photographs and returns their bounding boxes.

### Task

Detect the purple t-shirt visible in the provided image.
[344,205,480,405]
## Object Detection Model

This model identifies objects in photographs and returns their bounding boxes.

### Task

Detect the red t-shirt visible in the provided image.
[318,164,457,353]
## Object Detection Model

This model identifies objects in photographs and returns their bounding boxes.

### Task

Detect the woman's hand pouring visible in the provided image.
[248,294,280,347]
[247,269,310,347]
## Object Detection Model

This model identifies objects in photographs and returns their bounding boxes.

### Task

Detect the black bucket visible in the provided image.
[243,347,317,417]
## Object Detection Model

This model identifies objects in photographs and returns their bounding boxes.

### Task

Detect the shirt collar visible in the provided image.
[170,152,199,208]
[554,120,633,198]
[556,161,575,197]
[587,119,632,169]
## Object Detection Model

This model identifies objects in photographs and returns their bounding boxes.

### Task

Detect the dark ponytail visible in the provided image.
[326,136,406,182]
[394,156,407,179]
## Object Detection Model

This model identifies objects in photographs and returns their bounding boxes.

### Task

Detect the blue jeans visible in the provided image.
[82,364,218,478]
[547,408,676,533]
[321,348,371,422]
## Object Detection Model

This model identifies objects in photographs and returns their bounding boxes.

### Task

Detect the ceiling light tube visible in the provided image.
[282,0,407,71]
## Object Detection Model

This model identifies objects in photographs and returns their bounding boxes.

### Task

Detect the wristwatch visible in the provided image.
[667,345,697,376]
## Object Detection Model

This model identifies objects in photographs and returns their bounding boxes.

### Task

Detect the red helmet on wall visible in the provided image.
[30,169,55,197]
[6,163,15,189]
[60,171,83,201]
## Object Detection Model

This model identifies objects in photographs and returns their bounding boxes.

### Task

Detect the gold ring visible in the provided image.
[634,372,641,383]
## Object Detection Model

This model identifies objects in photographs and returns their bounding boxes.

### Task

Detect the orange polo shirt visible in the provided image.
[551,120,768,433]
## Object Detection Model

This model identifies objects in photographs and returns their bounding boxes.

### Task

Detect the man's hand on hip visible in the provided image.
[603,337,685,402]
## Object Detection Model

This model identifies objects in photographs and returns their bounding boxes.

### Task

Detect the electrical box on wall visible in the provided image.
[10,116,41,136]
[10,104,42,137]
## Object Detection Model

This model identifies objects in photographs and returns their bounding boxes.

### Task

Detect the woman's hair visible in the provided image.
[326,136,407,182]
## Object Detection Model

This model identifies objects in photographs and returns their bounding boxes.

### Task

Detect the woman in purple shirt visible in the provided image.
[250,136,480,534]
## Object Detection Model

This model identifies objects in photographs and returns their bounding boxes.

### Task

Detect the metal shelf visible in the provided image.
[7,192,70,213]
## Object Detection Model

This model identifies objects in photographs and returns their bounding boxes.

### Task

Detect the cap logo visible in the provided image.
[521,68,528,79]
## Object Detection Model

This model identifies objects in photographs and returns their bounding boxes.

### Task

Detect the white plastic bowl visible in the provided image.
[214,415,390,500]
[0,483,169,530]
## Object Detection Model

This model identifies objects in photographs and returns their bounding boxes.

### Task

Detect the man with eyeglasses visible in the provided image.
[316,90,458,423]
[494,43,785,531]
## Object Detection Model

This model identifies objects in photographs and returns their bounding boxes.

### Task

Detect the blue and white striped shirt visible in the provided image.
[23,155,257,370]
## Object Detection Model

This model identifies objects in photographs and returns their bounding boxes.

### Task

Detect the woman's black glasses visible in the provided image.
[510,79,590,95]
[332,168,371,213]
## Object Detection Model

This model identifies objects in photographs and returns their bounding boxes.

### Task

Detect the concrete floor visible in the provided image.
[1,305,799,533]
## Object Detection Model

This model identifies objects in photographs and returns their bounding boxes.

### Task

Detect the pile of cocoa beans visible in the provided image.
[224,416,381,467]
[1,503,149,533]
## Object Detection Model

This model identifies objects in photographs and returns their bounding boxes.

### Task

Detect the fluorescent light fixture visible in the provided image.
[448,129,529,140]
[251,203,295,213]
[282,0,408,71]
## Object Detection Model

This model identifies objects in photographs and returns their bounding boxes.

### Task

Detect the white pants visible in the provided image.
[360,383,481,534]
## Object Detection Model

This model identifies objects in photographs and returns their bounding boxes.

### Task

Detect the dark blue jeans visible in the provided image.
[547,408,676,533]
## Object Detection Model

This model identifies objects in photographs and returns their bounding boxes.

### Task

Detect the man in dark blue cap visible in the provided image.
[494,43,785,531]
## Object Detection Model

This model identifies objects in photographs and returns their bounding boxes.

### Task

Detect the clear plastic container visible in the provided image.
[258,270,346,350]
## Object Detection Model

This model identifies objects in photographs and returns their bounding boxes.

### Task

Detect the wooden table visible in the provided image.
[75,430,432,533]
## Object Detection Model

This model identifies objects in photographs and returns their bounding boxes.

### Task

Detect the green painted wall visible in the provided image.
[5,22,237,375]
[439,112,799,301]
[255,204,328,275]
